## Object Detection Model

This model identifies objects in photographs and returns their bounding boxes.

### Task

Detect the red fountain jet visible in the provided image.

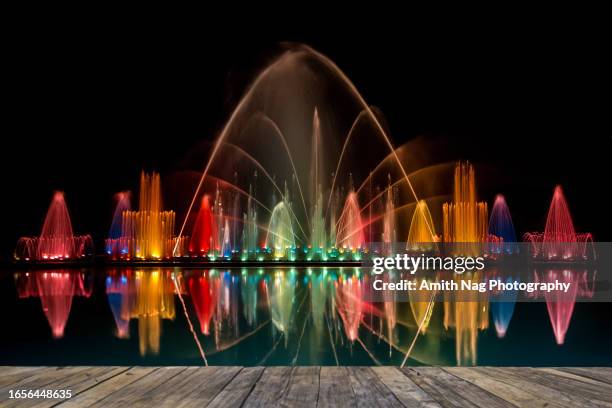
[189,196,219,256]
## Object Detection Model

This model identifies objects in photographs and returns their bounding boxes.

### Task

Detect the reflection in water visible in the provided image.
[268,270,296,345]
[488,268,517,338]
[11,266,599,365]
[15,270,92,338]
[133,270,176,355]
[335,274,364,342]
[535,268,595,345]
[409,275,436,334]
[443,272,489,366]
[490,277,517,338]
[106,270,134,338]
[185,270,218,335]
[105,269,175,355]
[241,271,261,327]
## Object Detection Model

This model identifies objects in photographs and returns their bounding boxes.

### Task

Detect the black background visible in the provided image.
[2,19,611,260]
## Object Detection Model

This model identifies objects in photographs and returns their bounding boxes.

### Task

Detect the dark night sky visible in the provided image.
[2,20,611,260]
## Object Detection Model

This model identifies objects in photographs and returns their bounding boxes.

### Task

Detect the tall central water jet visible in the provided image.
[173,44,431,260]
[107,172,176,260]
[443,162,488,254]
[382,177,397,256]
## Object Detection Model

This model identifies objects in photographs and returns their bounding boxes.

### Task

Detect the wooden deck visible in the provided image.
[0,366,611,407]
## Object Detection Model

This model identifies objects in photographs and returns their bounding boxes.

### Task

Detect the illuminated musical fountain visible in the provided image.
[441,162,489,365]
[487,194,518,255]
[523,186,596,344]
[106,172,176,260]
[15,192,93,261]
[523,185,594,260]
[442,162,488,248]
[168,44,445,263]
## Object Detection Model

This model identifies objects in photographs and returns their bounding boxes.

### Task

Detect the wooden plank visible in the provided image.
[402,367,513,408]
[445,367,564,408]
[56,367,158,407]
[0,367,41,378]
[556,367,612,386]
[0,367,85,390]
[467,367,599,408]
[0,367,91,406]
[243,367,293,407]
[347,367,403,407]
[158,366,242,408]
[372,367,440,407]
[0,366,611,407]
[88,366,188,407]
[208,367,264,408]
[1,367,126,408]
[537,368,612,387]
[317,367,356,408]
[27,366,128,408]
[279,366,320,408]
[0,367,50,388]
[508,367,612,407]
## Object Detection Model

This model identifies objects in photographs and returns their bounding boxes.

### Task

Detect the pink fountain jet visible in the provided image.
[15,192,93,261]
[523,186,594,260]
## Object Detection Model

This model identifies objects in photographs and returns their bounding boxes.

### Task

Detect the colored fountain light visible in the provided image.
[106,171,176,260]
[106,191,132,258]
[443,272,489,366]
[168,44,450,263]
[15,191,93,261]
[487,194,518,255]
[105,269,134,339]
[407,200,439,251]
[134,270,176,355]
[335,275,364,342]
[523,185,594,260]
[189,195,219,257]
[489,273,517,338]
[533,268,595,345]
[15,271,92,338]
[186,271,219,335]
[266,201,295,259]
[443,162,488,251]
[335,192,365,251]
